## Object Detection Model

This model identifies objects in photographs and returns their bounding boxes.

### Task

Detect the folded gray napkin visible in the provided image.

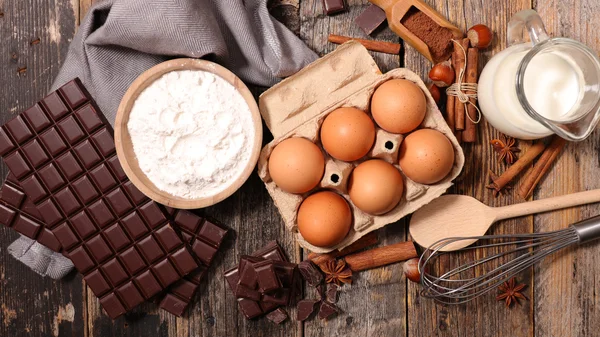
[9,0,317,278]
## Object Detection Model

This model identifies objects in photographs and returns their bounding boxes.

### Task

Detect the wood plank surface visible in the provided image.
[1,0,600,336]
[404,0,535,336]
[0,0,85,337]
[533,1,600,336]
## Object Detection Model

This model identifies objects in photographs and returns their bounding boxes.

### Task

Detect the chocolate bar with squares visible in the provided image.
[158,208,229,316]
[0,79,198,319]
[0,173,61,252]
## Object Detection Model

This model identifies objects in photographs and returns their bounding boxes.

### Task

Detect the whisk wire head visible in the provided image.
[418,226,580,305]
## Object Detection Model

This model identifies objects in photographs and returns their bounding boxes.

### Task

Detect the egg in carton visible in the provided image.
[257,41,465,253]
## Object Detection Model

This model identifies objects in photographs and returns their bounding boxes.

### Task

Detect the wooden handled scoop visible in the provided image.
[368,0,462,62]
[409,189,600,251]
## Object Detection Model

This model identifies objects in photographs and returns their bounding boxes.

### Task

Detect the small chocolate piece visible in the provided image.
[254,260,282,293]
[235,284,262,301]
[0,173,62,252]
[355,4,387,36]
[326,284,338,304]
[298,260,323,286]
[238,256,261,288]
[318,301,339,320]
[297,299,320,321]
[322,0,346,15]
[252,241,287,262]
[273,260,299,288]
[262,288,290,306]
[266,308,288,325]
[0,79,199,319]
[237,298,263,319]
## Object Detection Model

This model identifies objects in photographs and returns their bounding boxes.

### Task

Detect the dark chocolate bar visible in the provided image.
[0,79,198,319]
[158,208,229,316]
[0,173,62,252]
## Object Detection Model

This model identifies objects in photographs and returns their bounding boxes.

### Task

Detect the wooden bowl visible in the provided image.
[115,58,263,209]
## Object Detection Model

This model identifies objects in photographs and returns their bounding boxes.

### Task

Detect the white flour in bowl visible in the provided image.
[127,70,255,199]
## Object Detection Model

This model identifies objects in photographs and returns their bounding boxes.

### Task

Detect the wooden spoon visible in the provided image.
[409,190,600,251]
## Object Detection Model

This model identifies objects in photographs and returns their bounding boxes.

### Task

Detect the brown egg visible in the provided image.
[371,79,427,134]
[297,191,352,247]
[268,137,325,194]
[348,159,404,215]
[399,129,455,184]
[320,107,376,161]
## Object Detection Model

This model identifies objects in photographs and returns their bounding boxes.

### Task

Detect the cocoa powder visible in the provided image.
[401,7,454,62]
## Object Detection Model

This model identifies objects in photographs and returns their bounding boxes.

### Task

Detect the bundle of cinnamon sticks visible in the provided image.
[446,38,479,143]
[488,136,567,199]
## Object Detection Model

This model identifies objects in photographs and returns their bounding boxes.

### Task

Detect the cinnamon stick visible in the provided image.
[487,141,547,194]
[308,232,378,266]
[344,241,418,272]
[445,93,456,132]
[453,38,470,131]
[328,34,402,55]
[463,47,479,143]
[518,136,567,199]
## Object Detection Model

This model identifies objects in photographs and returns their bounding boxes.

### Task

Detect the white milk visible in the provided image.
[478,43,585,139]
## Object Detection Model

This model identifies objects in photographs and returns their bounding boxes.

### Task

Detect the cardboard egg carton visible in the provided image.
[257,41,465,253]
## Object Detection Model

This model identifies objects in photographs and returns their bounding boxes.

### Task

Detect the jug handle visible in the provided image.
[507,10,550,46]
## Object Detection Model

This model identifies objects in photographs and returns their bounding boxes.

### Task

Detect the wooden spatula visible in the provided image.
[409,189,600,251]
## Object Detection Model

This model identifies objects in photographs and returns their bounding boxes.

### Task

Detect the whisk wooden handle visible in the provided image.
[495,189,600,221]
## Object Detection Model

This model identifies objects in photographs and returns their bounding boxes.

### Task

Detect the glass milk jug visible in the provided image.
[478,10,600,141]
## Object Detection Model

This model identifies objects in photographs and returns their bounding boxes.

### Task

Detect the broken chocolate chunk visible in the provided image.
[355,4,387,36]
[318,301,339,320]
[326,284,338,304]
[298,260,323,286]
[254,261,282,293]
[297,299,320,321]
[266,308,288,325]
[235,284,261,301]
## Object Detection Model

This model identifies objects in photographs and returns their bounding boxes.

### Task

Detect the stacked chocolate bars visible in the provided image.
[0,79,229,319]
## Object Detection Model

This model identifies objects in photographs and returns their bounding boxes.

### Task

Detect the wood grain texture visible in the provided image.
[405,0,535,336]
[533,1,600,336]
[0,1,84,337]
[2,0,600,336]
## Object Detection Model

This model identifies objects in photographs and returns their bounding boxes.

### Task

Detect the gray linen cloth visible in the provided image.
[9,0,317,279]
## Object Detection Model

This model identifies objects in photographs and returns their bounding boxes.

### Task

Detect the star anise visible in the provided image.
[320,259,352,286]
[496,277,528,307]
[485,170,511,197]
[490,134,520,165]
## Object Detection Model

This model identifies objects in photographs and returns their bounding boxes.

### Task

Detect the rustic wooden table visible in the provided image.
[1,0,599,336]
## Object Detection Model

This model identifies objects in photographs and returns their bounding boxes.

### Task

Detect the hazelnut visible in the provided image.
[403,258,421,283]
[427,83,442,105]
[428,61,455,87]
[467,24,493,49]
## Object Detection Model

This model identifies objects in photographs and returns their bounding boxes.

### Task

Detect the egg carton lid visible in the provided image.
[258,41,381,138]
